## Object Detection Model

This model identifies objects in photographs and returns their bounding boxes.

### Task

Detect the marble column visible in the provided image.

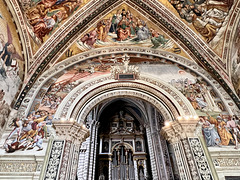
[41,120,89,180]
[161,119,215,180]
[134,159,139,180]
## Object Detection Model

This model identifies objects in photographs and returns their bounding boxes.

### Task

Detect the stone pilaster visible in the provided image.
[161,119,214,180]
[41,121,89,180]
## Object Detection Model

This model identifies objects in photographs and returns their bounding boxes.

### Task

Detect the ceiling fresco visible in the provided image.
[7,0,240,110]
[19,0,90,49]
[58,4,191,63]
[231,20,240,99]
[158,0,234,57]
[0,0,23,129]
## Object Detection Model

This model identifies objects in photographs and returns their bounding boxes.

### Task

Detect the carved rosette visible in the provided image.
[52,121,90,145]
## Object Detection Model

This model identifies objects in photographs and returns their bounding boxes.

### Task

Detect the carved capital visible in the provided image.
[161,119,199,143]
[178,120,199,137]
[161,125,179,143]
[52,121,90,145]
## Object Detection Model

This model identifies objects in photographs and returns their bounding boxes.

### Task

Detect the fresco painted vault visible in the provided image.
[4,0,239,110]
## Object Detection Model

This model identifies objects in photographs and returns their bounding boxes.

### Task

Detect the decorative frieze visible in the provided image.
[213,158,240,167]
[0,161,37,172]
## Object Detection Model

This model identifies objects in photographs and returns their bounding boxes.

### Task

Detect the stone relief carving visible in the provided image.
[44,140,64,180]
[189,138,213,180]
[52,121,90,145]
[213,158,240,167]
[0,162,37,172]
[110,54,139,79]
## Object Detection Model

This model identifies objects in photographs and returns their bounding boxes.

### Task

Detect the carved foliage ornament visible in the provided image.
[189,138,213,180]
[44,140,65,180]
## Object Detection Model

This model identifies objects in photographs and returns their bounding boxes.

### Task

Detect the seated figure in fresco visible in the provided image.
[27,0,82,42]
[97,19,111,42]
[188,93,200,110]
[200,116,221,147]
[150,28,169,49]
[116,15,131,41]
[109,9,122,34]
[169,0,233,43]
[31,15,58,43]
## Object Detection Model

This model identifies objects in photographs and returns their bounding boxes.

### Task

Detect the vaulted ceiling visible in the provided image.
[2,0,240,109]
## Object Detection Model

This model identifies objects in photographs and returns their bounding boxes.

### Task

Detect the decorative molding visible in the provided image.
[59,140,72,180]
[172,143,188,180]
[189,138,213,180]
[0,161,37,172]
[213,158,240,167]
[181,138,199,180]
[44,140,65,180]
[66,80,187,123]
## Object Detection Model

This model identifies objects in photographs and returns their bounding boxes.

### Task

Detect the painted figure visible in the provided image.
[226,116,240,149]
[200,116,221,147]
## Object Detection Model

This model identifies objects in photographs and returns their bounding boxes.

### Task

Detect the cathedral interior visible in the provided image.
[0,0,240,179]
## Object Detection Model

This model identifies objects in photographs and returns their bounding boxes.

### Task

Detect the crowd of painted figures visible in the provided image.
[80,8,169,48]
[3,81,81,152]
[199,114,240,149]
[3,111,49,153]
[169,0,233,42]
[25,0,83,42]
[170,78,221,112]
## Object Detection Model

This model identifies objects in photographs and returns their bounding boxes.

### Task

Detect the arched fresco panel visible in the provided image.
[58,4,191,63]
[0,1,24,134]
[20,0,90,47]
[164,0,234,56]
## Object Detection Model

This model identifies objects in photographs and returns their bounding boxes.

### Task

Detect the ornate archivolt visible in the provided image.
[9,0,240,110]
[16,47,239,120]
[53,76,196,123]
[225,4,240,71]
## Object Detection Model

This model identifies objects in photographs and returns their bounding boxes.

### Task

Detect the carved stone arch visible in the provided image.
[52,73,197,124]
[225,2,240,72]
[14,0,240,110]
[18,47,239,119]
[111,142,134,153]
